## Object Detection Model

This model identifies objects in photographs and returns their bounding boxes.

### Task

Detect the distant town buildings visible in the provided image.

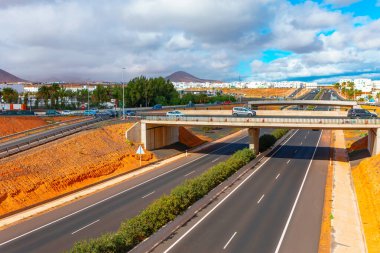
[172,81,318,90]
[339,78,380,100]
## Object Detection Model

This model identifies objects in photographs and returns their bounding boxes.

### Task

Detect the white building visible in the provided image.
[354,79,372,93]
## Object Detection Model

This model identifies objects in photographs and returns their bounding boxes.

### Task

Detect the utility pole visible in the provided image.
[122,67,126,119]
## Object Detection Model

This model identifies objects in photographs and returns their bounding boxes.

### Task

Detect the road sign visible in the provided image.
[136,145,145,155]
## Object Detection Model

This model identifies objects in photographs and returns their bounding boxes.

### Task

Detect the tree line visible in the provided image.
[333,81,363,100]
[0,76,235,109]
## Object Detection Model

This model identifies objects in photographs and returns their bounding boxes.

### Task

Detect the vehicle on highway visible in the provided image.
[166,110,184,117]
[105,110,118,117]
[125,110,136,116]
[222,100,232,105]
[83,110,97,116]
[46,109,61,115]
[347,108,377,118]
[61,110,72,115]
[152,104,162,110]
[232,107,256,117]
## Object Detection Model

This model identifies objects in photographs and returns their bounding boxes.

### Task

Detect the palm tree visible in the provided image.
[37,85,50,108]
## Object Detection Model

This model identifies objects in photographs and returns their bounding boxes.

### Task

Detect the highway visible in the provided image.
[0,89,333,252]
[152,129,329,253]
[149,90,333,253]
[0,129,271,253]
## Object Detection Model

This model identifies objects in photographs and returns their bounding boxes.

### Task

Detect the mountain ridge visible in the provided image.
[165,71,220,83]
[0,69,27,83]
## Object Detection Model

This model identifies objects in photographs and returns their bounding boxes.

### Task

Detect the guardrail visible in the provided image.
[0,116,111,159]
[0,117,92,142]
[141,115,380,126]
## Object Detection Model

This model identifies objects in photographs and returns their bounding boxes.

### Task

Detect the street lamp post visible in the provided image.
[122,67,126,120]
[87,86,90,111]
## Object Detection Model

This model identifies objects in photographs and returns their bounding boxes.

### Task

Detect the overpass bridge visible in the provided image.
[247,100,357,108]
[127,115,380,156]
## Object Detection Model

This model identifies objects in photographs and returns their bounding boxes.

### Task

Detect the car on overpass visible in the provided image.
[232,107,256,117]
[347,108,377,119]
[166,110,184,117]
[125,110,136,116]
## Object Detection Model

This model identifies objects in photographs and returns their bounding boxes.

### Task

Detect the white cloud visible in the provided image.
[0,0,379,83]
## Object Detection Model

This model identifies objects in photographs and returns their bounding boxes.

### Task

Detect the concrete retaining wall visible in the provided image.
[143,123,179,150]
[125,122,141,144]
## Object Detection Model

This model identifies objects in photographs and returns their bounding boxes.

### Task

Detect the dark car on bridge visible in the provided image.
[347,109,377,119]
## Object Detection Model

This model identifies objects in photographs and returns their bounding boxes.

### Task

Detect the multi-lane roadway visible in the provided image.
[0,129,273,253]
[0,89,334,253]
[152,128,330,253]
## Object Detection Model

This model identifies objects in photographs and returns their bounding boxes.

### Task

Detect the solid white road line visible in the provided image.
[163,130,299,253]
[0,136,247,247]
[275,173,280,180]
[257,194,265,204]
[142,191,155,199]
[184,171,195,177]
[274,130,323,253]
[211,158,220,163]
[71,219,100,235]
[223,232,237,250]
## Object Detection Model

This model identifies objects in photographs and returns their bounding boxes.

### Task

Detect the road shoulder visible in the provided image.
[330,130,366,253]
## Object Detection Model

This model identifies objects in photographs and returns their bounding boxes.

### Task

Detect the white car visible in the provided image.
[61,110,72,115]
[166,110,184,117]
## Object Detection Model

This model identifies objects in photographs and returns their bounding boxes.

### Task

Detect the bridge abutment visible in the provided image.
[248,128,260,155]
[142,123,179,150]
[368,128,380,156]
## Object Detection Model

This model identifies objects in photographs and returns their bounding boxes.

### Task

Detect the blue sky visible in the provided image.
[0,0,379,83]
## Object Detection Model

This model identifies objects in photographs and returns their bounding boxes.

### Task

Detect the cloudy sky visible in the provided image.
[0,0,379,83]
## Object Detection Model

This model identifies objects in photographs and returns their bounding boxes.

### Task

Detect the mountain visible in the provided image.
[0,69,27,83]
[166,71,220,83]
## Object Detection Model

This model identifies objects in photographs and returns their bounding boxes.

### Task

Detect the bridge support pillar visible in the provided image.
[368,128,380,156]
[141,123,179,150]
[248,128,260,155]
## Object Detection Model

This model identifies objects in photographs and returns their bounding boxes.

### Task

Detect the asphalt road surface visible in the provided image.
[0,129,272,253]
[153,129,330,253]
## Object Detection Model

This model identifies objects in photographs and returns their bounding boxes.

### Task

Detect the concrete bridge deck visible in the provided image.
[129,115,380,156]
[141,115,380,130]
[247,100,357,107]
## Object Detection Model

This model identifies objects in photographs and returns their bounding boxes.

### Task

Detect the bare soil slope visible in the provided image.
[0,123,155,216]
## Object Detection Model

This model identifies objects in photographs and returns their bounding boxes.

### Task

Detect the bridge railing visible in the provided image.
[141,115,380,126]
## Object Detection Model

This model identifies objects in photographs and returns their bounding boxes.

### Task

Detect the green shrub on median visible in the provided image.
[69,148,255,253]
[259,129,289,152]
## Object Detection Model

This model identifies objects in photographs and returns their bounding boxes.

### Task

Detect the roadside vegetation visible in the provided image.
[2,76,236,110]
[69,128,289,252]
[333,81,362,100]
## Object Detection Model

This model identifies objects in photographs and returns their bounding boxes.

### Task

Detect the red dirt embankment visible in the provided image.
[179,127,209,147]
[0,123,155,216]
[0,117,47,137]
[0,116,84,137]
